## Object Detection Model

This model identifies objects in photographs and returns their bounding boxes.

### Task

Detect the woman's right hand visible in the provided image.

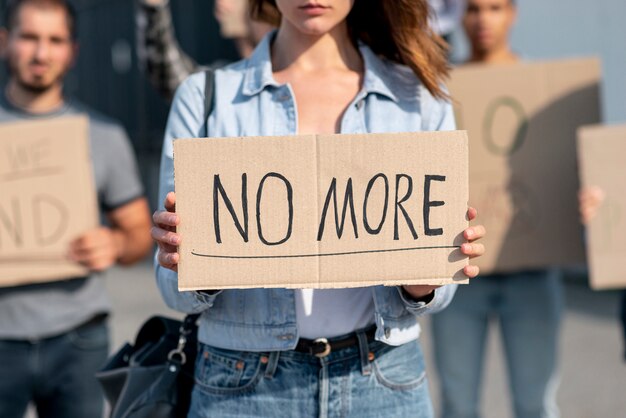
[152,192,181,272]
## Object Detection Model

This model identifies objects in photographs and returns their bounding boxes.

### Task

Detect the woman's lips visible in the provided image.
[299,4,329,16]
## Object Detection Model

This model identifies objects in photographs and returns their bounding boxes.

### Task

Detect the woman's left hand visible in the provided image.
[460,206,485,278]
[401,207,485,300]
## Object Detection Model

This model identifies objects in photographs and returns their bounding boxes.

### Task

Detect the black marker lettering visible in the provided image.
[317,178,359,241]
[394,174,418,240]
[213,174,249,244]
[0,198,23,248]
[256,172,293,246]
[363,173,389,235]
[423,175,446,236]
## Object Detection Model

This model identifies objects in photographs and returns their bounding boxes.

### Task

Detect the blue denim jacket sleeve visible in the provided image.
[155,73,222,314]
[396,284,457,317]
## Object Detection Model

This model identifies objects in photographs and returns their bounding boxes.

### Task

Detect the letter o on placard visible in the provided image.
[363,173,389,235]
[256,173,293,246]
[483,97,529,156]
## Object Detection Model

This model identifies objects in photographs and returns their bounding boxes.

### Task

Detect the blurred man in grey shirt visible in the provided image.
[0,1,152,416]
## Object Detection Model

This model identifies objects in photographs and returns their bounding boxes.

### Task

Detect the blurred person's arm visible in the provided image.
[69,198,153,271]
[136,0,198,101]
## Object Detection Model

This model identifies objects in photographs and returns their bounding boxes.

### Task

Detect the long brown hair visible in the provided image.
[248,0,450,100]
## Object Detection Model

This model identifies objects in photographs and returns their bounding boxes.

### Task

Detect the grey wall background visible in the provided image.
[1,0,624,206]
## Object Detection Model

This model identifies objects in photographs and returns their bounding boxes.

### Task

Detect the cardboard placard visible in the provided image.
[0,116,98,287]
[577,124,626,290]
[174,132,469,290]
[448,57,601,274]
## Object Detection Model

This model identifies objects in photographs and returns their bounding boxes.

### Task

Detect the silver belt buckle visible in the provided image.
[313,338,331,358]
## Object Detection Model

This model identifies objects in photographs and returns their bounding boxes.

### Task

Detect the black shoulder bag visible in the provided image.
[96,69,215,418]
[96,314,200,418]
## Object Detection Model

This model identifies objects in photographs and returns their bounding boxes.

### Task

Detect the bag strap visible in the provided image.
[183,313,201,332]
[168,313,201,365]
[203,68,215,136]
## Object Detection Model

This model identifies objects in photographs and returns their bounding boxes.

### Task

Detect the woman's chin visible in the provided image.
[288,19,341,37]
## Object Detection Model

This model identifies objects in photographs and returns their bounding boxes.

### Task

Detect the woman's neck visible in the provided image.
[5,79,65,114]
[272,21,362,74]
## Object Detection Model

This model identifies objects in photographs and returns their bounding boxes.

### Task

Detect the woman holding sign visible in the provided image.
[152,0,485,416]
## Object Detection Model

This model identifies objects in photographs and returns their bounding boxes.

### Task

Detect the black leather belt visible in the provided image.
[295,326,376,358]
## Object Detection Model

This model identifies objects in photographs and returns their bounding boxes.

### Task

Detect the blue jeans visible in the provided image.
[431,270,563,418]
[0,316,109,418]
[188,330,434,418]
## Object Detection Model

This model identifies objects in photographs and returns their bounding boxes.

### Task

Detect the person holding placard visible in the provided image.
[430,1,563,418]
[152,0,485,416]
[0,1,153,417]
[579,186,626,360]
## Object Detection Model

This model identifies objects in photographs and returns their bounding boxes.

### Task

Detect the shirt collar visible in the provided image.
[242,31,399,103]
[1,88,73,119]
[358,42,399,103]
[242,31,281,96]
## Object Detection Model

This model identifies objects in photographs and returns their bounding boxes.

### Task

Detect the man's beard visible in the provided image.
[7,59,65,95]
[16,78,54,94]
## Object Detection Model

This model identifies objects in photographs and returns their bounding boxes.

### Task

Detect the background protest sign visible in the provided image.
[577,124,626,290]
[174,131,469,290]
[448,57,601,274]
[0,116,98,286]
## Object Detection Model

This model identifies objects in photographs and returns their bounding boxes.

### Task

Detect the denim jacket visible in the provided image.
[156,33,458,352]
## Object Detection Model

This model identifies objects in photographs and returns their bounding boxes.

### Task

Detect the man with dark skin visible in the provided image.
[431,1,563,418]
[0,1,152,416]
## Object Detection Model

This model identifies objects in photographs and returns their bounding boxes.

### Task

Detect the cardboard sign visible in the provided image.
[577,124,626,290]
[448,57,601,274]
[0,116,98,287]
[174,132,469,290]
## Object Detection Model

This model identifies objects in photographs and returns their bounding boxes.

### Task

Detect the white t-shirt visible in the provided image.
[295,288,376,339]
